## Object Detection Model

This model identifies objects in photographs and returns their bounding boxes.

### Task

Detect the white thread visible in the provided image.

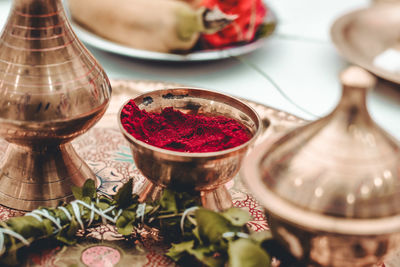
[222,231,249,239]
[58,206,72,221]
[0,199,125,256]
[180,206,199,234]
[237,232,250,239]
[31,210,62,230]
[25,212,43,223]
[56,200,121,228]
[222,232,235,238]
[136,203,146,224]
[0,228,30,254]
[115,209,123,220]
[70,201,85,230]
[0,231,4,254]
[72,200,118,224]
[102,205,115,214]
[0,229,29,245]
[87,202,95,227]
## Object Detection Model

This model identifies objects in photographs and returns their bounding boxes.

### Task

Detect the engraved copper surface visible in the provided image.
[118,88,262,211]
[242,66,400,266]
[0,0,111,210]
[0,79,317,266]
[0,79,391,267]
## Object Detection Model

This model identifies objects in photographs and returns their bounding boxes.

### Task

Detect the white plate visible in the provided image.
[69,8,276,62]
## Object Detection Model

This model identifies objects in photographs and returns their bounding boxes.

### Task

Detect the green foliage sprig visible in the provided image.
[0,179,274,267]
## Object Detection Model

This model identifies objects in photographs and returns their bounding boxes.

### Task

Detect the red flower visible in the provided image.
[201,0,267,48]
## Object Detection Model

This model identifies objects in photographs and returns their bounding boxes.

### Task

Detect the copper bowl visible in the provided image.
[118,88,261,210]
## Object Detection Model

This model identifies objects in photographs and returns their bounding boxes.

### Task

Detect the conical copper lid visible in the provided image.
[0,0,110,122]
[244,66,400,219]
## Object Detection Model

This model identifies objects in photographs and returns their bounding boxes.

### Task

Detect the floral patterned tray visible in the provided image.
[0,80,308,266]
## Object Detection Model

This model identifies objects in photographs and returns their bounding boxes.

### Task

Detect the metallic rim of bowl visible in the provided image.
[117,87,262,158]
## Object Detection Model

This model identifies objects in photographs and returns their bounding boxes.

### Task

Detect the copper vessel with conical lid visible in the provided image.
[242,66,400,266]
[0,0,111,211]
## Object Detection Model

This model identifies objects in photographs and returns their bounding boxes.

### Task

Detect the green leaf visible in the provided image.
[221,208,251,227]
[7,215,51,239]
[82,179,96,199]
[96,201,110,211]
[195,208,238,244]
[0,181,272,267]
[81,196,92,205]
[53,207,70,224]
[1,251,19,266]
[98,195,113,205]
[56,217,79,245]
[115,210,136,236]
[116,215,134,236]
[159,189,178,214]
[167,241,224,267]
[192,226,202,244]
[175,191,200,210]
[113,179,133,208]
[166,240,195,261]
[71,185,83,200]
[122,210,136,221]
[126,202,139,211]
[228,239,270,267]
[254,22,276,39]
[250,231,273,244]
[186,246,224,267]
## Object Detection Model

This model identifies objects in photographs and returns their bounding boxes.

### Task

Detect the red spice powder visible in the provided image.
[120,100,251,153]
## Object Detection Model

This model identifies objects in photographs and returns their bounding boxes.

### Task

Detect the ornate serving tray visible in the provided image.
[5,79,380,267]
[1,80,394,266]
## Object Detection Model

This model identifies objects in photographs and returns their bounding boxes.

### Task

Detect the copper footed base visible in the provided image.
[200,186,233,211]
[0,143,96,211]
[137,179,164,203]
[138,179,233,211]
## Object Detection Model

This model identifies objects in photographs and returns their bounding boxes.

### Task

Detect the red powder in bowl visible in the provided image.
[120,100,251,153]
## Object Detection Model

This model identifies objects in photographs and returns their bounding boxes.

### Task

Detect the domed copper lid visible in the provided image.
[244,66,400,221]
[0,0,111,123]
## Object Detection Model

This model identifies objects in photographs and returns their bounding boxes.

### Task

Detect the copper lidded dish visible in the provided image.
[242,66,400,266]
[118,88,261,211]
